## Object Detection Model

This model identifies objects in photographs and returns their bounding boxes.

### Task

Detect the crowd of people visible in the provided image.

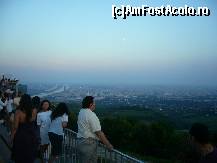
[0,83,113,163]
[1,92,70,163]
[0,78,217,163]
[0,75,19,92]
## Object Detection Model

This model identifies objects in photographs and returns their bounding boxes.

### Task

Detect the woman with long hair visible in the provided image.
[48,102,69,163]
[11,94,38,163]
[32,96,40,114]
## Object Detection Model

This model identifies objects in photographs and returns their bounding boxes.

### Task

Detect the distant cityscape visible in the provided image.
[27,83,217,116]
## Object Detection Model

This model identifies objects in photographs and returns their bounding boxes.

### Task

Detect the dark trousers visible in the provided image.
[48,132,63,156]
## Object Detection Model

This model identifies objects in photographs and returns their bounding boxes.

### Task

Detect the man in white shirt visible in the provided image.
[77,96,113,163]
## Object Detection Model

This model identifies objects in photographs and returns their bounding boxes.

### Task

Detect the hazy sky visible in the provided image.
[0,0,217,85]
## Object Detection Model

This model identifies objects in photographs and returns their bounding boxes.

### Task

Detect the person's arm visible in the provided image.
[32,108,37,121]
[62,114,68,128]
[4,100,8,106]
[36,113,41,127]
[11,110,20,140]
[0,100,6,107]
[13,98,18,108]
[62,122,67,128]
[89,113,113,150]
[95,131,113,150]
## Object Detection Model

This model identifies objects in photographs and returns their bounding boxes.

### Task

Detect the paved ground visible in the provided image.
[0,124,12,163]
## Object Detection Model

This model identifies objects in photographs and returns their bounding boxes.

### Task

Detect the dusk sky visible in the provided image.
[0,0,217,85]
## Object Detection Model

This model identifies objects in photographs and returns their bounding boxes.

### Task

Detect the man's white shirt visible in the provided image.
[77,108,101,140]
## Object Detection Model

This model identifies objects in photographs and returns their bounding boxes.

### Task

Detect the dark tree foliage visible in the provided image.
[66,106,217,162]
[101,117,196,162]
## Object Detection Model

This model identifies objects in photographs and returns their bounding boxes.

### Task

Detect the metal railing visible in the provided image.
[46,128,144,163]
[0,122,144,163]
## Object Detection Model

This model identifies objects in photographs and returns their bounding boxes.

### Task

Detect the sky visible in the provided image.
[0,0,217,85]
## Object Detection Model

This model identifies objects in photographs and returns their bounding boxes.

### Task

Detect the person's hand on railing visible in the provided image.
[107,143,114,151]
[95,131,114,151]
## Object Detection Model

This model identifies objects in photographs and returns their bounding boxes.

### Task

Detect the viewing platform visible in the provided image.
[0,123,145,163]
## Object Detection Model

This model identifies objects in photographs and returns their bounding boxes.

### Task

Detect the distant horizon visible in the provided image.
[22,80,217,88]
[1,0,217,86]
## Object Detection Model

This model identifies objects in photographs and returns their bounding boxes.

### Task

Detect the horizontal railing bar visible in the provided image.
[63,128,144,163]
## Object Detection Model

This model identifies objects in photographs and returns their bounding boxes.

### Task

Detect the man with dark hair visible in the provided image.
[189,123,217,163]
[77,96,113,163]
[82,96,94,108]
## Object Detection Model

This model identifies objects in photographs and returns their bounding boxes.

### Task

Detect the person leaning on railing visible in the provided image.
[48,103,69,163]
[77,96,113,163]
[37,100,52,162]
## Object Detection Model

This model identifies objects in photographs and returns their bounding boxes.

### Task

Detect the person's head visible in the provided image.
[32,96,40,110]
[40,100,51,112]
[19,94,33,122]
[82,96,95,110]
[51,102,69,121]
[189,123,209,145]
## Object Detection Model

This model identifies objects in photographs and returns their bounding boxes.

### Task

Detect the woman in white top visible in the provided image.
[37,100,52,160]
[48,103,69,163]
